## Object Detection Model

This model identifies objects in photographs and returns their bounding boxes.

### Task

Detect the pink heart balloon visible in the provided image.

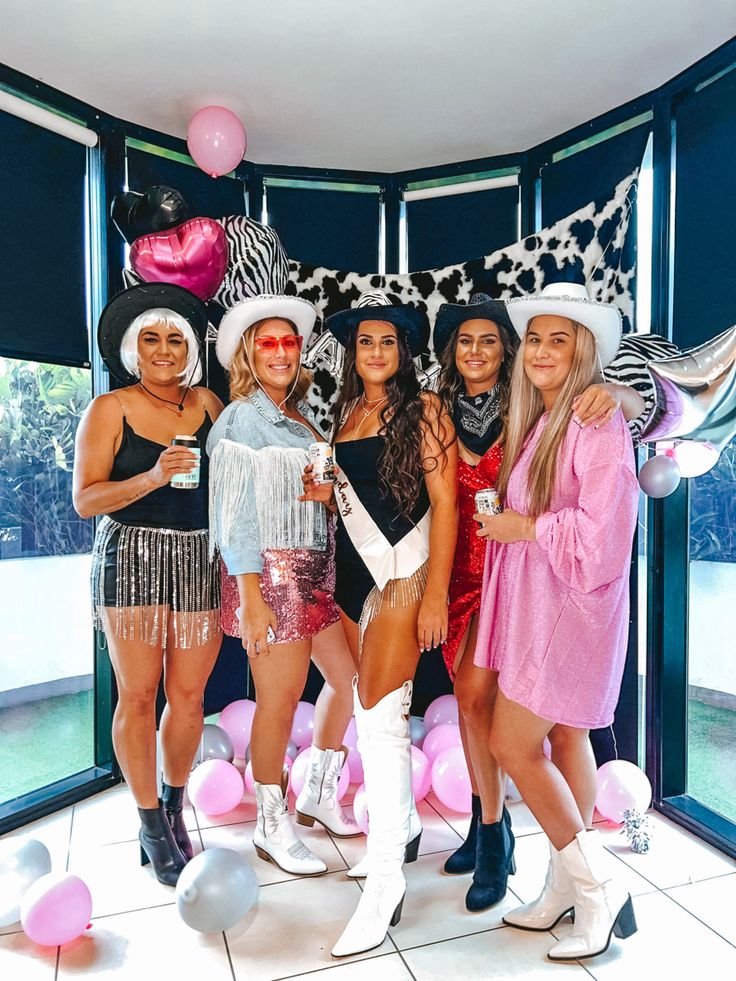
[130,217,228,301]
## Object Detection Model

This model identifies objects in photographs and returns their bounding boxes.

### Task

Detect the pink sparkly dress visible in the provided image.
[474,410,638,728]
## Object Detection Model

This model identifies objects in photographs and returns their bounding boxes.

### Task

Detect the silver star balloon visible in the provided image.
[639,324,736,451]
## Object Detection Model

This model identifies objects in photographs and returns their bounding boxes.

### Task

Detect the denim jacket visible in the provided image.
[206,389,327,576]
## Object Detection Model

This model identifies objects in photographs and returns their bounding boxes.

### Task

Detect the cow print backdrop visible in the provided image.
[287,171,639,433]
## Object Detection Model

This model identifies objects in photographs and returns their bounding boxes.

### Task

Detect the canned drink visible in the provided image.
[170,435,200,490]
[475,487,502,517]
[309,441,334,483]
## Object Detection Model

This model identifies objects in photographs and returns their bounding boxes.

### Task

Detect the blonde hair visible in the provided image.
[228,318,312,405]
[497,320,599,516]
[120,308,202,384]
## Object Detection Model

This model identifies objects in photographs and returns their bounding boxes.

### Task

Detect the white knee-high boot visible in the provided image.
[331,679,413,958]
[547,829,637,961]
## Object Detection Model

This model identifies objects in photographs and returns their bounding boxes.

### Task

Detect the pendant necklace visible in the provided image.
[138,382,188,412]
[354,394,387,437]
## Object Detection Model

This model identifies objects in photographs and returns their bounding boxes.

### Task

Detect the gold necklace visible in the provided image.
[354,394,387,437]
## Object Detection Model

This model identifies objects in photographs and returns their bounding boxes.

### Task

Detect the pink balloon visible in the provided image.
[188,759,244,816]
[431,745,472,813]
[187,106,246,178]
[291,701,315,749]
[422,723,462,764]
[424,694,459,730]
[410,746,432,802]
[595,760,652,825]
[342,718,364,784]
[244,756,292,798]
[352,784,369,835]
[130,217,228,301]
[217,699,256,758]
[21,873,92,946]
[289,748,349,801]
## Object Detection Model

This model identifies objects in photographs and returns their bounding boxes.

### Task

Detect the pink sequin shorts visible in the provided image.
[221,525,340,643]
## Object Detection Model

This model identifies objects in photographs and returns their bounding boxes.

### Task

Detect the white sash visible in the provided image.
[334,466,431,591]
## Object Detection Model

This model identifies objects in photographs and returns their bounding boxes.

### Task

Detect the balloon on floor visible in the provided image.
[410,746,432,802]
[20,872,92,946]
[595,760,652,824]
[0,838,52,928]
[431,745,472,813]
[193,723,235,766]
[176,848,258,933]
[422,722,462,765]
[290,701,315,749]
[217,699,256,758]
[423,694,459,731]
[188,759,244,816]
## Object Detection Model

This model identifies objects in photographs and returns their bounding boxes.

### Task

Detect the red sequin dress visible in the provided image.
[442,443,503,679]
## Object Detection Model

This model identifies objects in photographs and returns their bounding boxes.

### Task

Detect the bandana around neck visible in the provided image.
[452,386,502,456]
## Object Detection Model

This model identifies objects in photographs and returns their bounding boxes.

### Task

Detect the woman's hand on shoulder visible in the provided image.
[572,383,621,429]
[417,587,448,652]
[475,509,536,543]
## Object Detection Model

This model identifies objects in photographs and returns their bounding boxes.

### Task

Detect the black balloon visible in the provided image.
[111,185,192,244]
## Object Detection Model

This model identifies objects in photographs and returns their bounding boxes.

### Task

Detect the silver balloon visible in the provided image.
[0,838,52,927]
[409,716,427,748]
[176,847,259,933]
[638,454,681,498]
[640,324,736,451]
[285,739,298,761]
[193,724,235,767]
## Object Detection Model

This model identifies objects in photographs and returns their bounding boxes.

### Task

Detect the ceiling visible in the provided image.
[2,0,735,171]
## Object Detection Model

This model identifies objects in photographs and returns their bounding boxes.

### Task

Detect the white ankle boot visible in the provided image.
[547,829,637,961]
[295,745,360,837]
[503,838,575,931]
[331,680,412,958]
[253,774,327,876]
[346,796,422,878]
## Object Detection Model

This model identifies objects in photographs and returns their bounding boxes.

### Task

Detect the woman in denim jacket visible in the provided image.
[207,295,359,876]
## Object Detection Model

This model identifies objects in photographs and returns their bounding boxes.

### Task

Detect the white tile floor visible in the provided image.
[1,785,735,980]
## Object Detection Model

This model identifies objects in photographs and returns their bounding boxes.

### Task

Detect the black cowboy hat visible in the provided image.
[325,290,429,358]
[432,293,515,357]
[97,283,208,386]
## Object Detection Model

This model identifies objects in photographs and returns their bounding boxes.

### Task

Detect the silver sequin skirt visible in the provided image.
[91,516,221,649]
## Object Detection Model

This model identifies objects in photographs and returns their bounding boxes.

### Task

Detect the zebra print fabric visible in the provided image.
[604,332,680,443]
[214,216,289,309]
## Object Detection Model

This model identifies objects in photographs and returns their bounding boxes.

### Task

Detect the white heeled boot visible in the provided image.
[331,680,413,958]
[503,838,575,930]
[253,771,327,876]
[346,796,422,878]
[547,829,637,961]
[295,745,360,837]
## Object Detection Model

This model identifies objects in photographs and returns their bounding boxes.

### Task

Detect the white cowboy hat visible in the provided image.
[215,294,318,369]
[506,282,623,369]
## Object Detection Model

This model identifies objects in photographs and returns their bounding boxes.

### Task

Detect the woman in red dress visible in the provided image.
[434,292,643,913]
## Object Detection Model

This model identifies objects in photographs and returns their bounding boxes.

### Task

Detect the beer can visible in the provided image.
[475,487,502,517]
[309,441,334,483]
[170,435,200,490]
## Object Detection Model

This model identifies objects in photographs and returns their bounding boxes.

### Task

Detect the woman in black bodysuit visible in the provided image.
[302,290,458,957]
[73,284,224,885]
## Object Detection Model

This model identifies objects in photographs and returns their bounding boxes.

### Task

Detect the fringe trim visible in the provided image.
[91,516,220,649]
[358,559,430,649]
[208,439,327,560]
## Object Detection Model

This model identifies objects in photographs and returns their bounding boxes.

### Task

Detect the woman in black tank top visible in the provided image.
[73,284,224,886]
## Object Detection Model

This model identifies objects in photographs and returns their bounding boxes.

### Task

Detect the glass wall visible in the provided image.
[686,436,736,821]
[0,357,94,807]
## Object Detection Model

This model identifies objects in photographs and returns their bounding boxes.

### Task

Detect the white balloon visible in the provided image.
[0,838,52,927]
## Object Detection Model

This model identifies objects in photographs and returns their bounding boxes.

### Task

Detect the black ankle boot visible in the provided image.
[443,794,481,874]
[138,803,187,886]
[465,812,516,912]
[162,783,193,861]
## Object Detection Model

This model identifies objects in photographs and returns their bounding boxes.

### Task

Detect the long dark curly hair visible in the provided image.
[436,319,520,433]
[333,330,452,519]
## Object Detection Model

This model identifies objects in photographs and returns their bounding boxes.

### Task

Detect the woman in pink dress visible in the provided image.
[474,282,640,962]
